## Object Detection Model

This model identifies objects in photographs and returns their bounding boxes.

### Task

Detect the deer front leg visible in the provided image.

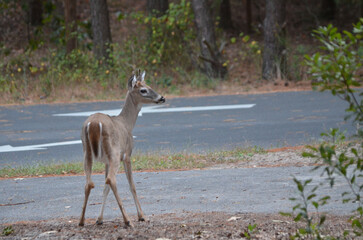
[123,154,146,221]
[96,164,110,225]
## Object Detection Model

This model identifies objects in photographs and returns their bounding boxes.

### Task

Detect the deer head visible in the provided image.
[128,70,165,104]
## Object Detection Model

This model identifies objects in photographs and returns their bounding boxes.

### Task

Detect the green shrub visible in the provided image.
[284,19,363,239]
[133,0,196,68]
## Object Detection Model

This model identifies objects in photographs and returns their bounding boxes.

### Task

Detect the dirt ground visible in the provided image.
[0,212,353,240]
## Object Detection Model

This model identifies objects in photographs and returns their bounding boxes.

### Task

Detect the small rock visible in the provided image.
[227,216,241,222]
[37,230,58,238]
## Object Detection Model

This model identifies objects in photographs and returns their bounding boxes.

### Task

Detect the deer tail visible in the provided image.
[86,122,103,160]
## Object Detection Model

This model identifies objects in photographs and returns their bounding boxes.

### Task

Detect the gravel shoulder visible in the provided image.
[208,146,316,170]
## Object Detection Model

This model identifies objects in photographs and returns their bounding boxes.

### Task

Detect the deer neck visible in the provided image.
[118,92,142,133]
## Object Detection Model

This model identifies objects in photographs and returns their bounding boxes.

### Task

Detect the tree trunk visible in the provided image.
[246,0,252,33]
[219,0,233,30]
[262,0,286,80]
[192,0,227,78]
[64,0,77,54]
[320,0,336,20]
[90,0,112,62]
[30,0,43,26]
[147,0,169,17]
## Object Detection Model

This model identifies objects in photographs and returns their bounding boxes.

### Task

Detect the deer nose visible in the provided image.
[159,96,165,103]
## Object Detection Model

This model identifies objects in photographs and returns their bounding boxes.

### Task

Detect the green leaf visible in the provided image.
[242,35,250,42]
[279,212,292,217]
[352,219,363,229]
[294,178,304,192]
[294,213,302,222]
[302,152,316,158]
[298,228,307,234]
[293,204,301,211]
[319,196,331,201]
[344,30,356,42]
[307,193,317,200]
[304,179,312,186]
[351,148,358,156]
[319,215,326,226]
[248,224,257,232]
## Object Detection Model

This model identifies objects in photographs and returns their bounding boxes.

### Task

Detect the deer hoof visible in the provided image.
[96,219,103,225]
[125,221,134,228]
[138,217,146,222]
[78,222,84,227]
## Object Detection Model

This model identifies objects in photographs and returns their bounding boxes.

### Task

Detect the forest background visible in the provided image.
[0,0,361,104]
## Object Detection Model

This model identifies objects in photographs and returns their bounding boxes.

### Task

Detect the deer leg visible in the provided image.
[123,155,146,221]
[96,163,110,225]
[106,157,133,228]
[79,152,94,226]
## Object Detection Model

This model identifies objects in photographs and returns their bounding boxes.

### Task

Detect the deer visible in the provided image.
[79,70,165,227]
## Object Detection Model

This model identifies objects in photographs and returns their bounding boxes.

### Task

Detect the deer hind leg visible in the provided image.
[105,152,133,227]
[79,151,94,226]
[123,154,146,221]
[96,163,110,225]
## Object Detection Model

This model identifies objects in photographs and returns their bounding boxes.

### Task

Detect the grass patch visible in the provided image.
[0,146,265,178]
[0,161,104,178]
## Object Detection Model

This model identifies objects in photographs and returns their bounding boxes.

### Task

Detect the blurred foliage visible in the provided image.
[0,1,361,102]
[133,0,196,67]
[306,18,363,122]
[283,19,363,239]
[0,0,220,102]
[233,32,261,68]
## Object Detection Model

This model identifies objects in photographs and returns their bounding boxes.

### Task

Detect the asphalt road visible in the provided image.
[0,91,360,224]
[0,166,357,224]
[0,91,357,168]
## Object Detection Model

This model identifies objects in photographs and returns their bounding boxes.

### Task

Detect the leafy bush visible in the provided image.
[0,0,219,102]
[133,0,196,68]
[306,19,363,122]
[284,19,363,239]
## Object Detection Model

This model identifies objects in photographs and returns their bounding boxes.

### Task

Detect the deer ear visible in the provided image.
[128,74,137,90]
[141,71,146,82]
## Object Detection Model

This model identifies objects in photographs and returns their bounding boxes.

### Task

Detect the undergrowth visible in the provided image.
[0,1,314,104]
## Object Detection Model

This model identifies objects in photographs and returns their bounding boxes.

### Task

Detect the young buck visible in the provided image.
[79,70,165,227]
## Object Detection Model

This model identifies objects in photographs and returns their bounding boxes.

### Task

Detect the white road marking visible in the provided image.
[53,105,161,117]
[2,104,255,153]
[0,136,137,153]
[53,104,256,117]
[0,140,82,153]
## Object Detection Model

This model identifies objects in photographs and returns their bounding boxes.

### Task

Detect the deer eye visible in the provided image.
[140,89,148,94]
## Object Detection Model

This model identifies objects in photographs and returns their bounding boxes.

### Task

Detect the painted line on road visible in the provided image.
[53,104,256,117]
[0,140,82,153]
[2,104,256,153]
[0,136,138,153]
